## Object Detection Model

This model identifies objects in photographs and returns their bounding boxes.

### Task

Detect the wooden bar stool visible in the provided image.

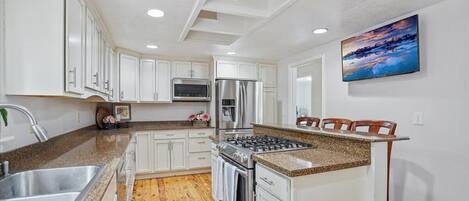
[321,118,353,130]
[296,117,321,127]
[351,120,397,201]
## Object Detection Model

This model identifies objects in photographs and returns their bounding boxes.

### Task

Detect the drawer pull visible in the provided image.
[260,177,274,185]
[197,157,207,160]
[166,134,175,137]
[197,133,205,135]
[197,141,206,144]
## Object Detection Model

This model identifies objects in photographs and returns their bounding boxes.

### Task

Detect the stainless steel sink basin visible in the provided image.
[0,165,103,201]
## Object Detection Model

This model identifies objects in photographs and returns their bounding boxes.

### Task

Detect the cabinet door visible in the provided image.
[263,88,277,124]
[108,50,116,101]
[119,54,139,102]
[216,61,237,78]
[84,9,97,90]
[170,139,187,170]
[211,153,218,200]
[65,0,84,94]
[136,133,152,173]
[191,62,209,79]
[139,59,156,102]
[259,64,277,87]
[238,62,258,80]
[156,60,172,102]
[172,61,192,78]
[153,140,171,172]
[91,20,100,89]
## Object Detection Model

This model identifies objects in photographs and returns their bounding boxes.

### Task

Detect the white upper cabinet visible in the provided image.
[65,0,85,95]
[238,62,258,80]
[119,54,139,102]
[139,59,157,102]
[216,60,258,80]
[84,9,95,90]
[216,61,238,78]
[4,0,112,99]
[173,61,209,79]
[172,61,192,78]
[191,62,210,79]
[156,60,172,102]
[259,64,277,87]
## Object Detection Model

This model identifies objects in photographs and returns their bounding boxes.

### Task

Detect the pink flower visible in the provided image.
[201,113,210,122]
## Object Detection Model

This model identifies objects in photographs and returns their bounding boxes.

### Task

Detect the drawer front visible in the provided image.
[189,129,214,138]
[256,186,282,201]
[154,130,188,139]
[256,164,290,201]
[189,138,211,153]
[189,152,211,168]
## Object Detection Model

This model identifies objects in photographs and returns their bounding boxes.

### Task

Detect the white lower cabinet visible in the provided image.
[255,163,370,201]
[135,132,152,173]
[153,139,171,172]
[136,129,214,175]
[170,139,187,170]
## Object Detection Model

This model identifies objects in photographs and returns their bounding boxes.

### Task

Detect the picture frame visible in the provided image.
[113,103,131,122]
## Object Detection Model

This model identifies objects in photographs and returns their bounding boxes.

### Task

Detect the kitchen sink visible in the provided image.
[0,165,103,201]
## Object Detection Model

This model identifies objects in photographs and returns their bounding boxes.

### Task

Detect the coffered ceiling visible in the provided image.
[90,0,444,61]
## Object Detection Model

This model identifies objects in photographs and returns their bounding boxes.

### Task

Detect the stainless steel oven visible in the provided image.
[172,78,211,102]
[220,154,254,201]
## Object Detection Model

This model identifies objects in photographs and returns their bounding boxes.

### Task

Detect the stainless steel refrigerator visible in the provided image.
[215,79,263,135]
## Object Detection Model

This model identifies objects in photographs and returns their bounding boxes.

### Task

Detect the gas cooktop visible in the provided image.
[219,135,313,168]
[225,135,312,152]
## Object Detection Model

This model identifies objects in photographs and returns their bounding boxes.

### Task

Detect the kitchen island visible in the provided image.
[250,123,410,201]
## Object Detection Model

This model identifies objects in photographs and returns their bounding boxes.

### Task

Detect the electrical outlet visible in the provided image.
[412,112,424,125]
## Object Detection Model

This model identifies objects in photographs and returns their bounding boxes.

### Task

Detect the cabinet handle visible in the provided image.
[110,89,114,97]
[120,91,124,99]
[169,142,173,151]
[68,67,77,86]
[197,157,206,160]
[154,92,159,101]
[92,73,99,86]
[260,177,274,185]
[197,141,206,144]
[104,80,110,90]
[166,134,175,137]
[197,133,205,136]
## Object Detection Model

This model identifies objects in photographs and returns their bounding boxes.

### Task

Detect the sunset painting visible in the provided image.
[342,15,419,82]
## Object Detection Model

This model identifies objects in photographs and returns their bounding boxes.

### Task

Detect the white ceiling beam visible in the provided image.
[178,0,207,42]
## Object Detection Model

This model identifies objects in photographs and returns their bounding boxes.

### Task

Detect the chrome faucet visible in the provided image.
[0,104,49,142]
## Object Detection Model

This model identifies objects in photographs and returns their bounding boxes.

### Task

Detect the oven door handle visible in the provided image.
[235,168,247,177]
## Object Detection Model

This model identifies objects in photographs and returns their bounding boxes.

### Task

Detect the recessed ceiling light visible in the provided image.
[146,44,158,49]
[313,28,328,34]
[147,9,164,18]
[227,52,236,55]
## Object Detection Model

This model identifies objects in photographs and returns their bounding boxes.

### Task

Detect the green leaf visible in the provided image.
[0,108,8,127]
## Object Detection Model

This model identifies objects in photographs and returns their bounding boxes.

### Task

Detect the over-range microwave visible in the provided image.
[172,78,211,102]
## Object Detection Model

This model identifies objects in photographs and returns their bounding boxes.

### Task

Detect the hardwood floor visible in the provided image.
[132,173,213,201]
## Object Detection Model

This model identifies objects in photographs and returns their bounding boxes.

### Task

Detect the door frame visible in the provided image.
[287,55,326,125]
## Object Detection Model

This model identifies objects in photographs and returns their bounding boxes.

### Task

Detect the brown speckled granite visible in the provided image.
[254,126,371,159]
[0,121,213,201]
[253,123,410,142]
[253,149,370,177]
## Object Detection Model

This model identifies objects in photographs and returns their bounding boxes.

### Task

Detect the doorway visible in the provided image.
[288,57,324,124]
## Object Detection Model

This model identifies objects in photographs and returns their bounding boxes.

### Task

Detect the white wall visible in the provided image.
[130,102,209,122]
[0,0,96,153]
[277,0,469,200]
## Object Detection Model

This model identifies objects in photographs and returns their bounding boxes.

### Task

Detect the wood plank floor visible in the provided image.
[132,173,213,201]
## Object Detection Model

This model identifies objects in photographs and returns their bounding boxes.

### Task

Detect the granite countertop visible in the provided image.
[0,121,213,201]
[253,123,410,142]
[253,148,370,177]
